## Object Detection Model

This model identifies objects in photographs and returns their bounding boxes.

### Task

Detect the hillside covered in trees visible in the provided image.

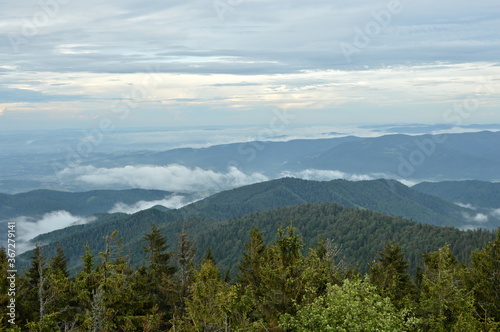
[2,224,500,331]
[21,202,495,276]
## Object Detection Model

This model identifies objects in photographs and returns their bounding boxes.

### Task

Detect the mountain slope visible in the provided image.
[413,180,500,210]
[183,177,498,228]
[22,202,495,276]
[86,136,364,175]
[0,188,178,219]
[284,131,500,181]
[197,202,495,274]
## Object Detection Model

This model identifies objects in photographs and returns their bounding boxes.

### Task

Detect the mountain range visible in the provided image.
[0,188,182,219]
[12,178,499,274]
[1,130,499,194]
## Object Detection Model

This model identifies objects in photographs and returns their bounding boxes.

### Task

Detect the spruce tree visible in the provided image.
[368,242,415,309]
[467,228,500,324]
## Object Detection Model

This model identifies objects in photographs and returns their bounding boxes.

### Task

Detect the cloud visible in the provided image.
[3,0,500,130]
[0,86,86,103]
[108,195,194,214]
[455,202,477,210]
[490,208,500,218]
[279,169,383,182]
[462,212,489,223]
[14,211,95,254]
[278,168,423,187]
[59,164,269,193]
[459,225,484,231]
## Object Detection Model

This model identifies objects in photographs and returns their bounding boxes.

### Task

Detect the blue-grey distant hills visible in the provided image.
[182,177,499,229]
[285,131,500,181]
[17,178,498,274]
[413,180,500,210]
[1,131,499,194]
[0,189,178,219]
[76,131,500,181]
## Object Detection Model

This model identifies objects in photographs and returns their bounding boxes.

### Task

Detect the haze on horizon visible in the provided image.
[1,0,499,131]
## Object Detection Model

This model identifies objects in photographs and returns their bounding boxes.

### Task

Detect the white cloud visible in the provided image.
[455,202,476,210]
[14,211,95,254]
[108,195,194,214]
[490,208,500,218]
[462,212,489,224]
[59,164,269,193]
[459,225,483,231]
[279,169,383,182]
[278,168,423,186]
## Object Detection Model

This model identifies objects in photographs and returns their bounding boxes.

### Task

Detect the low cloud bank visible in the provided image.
[14,211,95,254]
[59,164,269,193]
[109,195,193,214]
[455,202,477,210]
[491,208,500,218]
[278,169,418,186]
[462,212,489,224]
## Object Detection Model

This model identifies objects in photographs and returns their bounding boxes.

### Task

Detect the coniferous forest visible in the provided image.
[2,222,500,331]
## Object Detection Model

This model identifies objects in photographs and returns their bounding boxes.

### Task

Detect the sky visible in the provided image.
[1,0,500,130]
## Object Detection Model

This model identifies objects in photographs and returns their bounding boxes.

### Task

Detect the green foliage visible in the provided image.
[199,203,494,275]
[368,242,416,309]
[0,188,176,219]
[18,178,499,274]
[419,244,484,331]
[178,260,234,331]
[13,224,500,331]
[280,279,412,331]
[466,227,500,324]
[414,180,500,210]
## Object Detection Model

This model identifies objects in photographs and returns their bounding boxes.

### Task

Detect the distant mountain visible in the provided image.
[22,202,495,276]
[16,178,499,273]
[413,180,500,210]
[85,136,364,175]
[2,131,499,194]
[183,177,499,228]
[284,131,500,181]
[196,202,495,274]
[80,131,500,182]
[0,188,179,219]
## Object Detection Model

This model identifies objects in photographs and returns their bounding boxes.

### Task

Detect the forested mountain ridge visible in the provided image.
[71,131,500,181]
[19,199,495,277]
[283,131,500,181]
[12,178,500,272]
[5,208,500,331]
[0,188,179,219]
[413,180,500,209]
[195,202,495,274]
[183,177,499,228]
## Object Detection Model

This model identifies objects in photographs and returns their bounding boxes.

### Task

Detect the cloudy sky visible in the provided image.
[1,0,499,130]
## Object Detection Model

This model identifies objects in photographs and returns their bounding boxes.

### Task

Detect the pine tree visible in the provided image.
[140,224,176,329]
[184,260,234,331]
[258,226,307,327]
[467,227,500,325]
[83,231,140,331]
[21,245,60,331]
[169,229,197,327]
[420,244,482,331]
[74,245,99,328]
[368,242,415,309]
[47,245,78,331]
[202,247,216,264]
[142,223,176,279]
[237,226,266,288]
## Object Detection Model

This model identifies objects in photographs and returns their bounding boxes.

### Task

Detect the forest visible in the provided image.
[2,223,499,331]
